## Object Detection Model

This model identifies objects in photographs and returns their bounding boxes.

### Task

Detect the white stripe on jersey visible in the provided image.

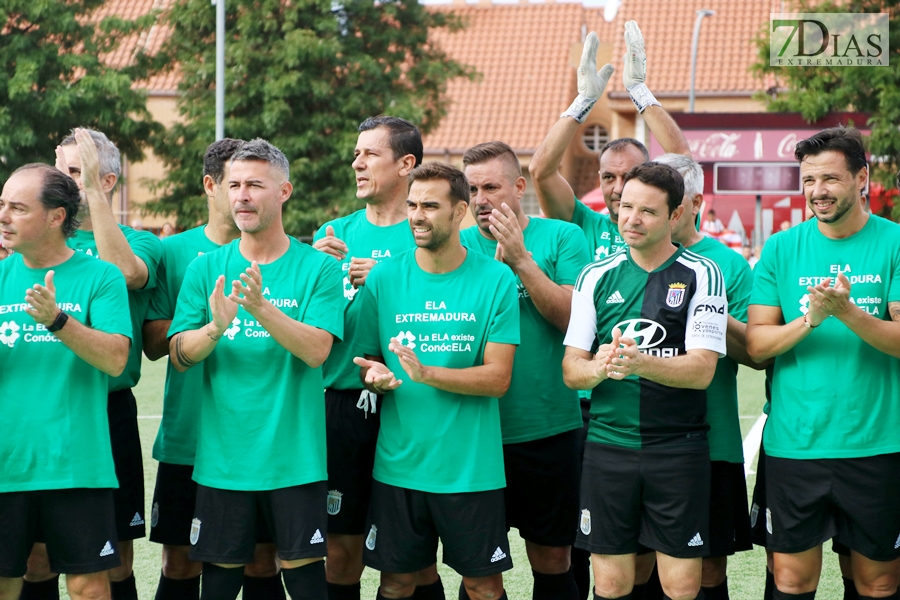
[565,253,628,352]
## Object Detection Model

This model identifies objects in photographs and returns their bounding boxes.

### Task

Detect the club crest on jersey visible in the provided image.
[580,509,591,535]
[666,282,687,308]
[326,490,343,516]
[365,525,377,550]
[190,518,201,545]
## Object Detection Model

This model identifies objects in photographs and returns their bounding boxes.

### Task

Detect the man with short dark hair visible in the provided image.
[20,128,163,600]
[747,126,900,600]
[168,138,343,600]
[312,116,439,600]
[354,162,519,600]
[0,163,132,600]
[460,141,589,600]
[563,162,727,600]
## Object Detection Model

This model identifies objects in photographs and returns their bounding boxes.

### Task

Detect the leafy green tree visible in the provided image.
[146,0,473,236]
[0,0,160,180]
[754,0,900,211]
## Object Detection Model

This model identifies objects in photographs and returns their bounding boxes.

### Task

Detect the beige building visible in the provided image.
[104,0,777,226]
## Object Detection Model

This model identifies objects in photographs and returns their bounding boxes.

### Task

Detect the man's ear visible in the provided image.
[47,206,67,231]
[203,174,216,198]
[399,155,417,177]
[100,173,117,195]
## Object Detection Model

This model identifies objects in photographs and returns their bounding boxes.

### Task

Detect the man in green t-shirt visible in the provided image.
[141,139,287,600]
[747,127,900,600]
[563,163,726,600]
[21,128,162,600]
[311,117,435,600]
[168,139,343,600]
[0,163,132,600]
[656,153,768,600]
[353,163,519,600]
[459,141,589,600]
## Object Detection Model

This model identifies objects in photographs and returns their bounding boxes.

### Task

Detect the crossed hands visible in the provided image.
[805,272,852,326]
[592,328,642,381]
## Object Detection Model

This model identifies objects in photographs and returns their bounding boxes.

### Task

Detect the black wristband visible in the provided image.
[47,311,69,333]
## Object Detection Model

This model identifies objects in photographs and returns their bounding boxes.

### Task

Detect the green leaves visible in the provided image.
[145,0,474,236]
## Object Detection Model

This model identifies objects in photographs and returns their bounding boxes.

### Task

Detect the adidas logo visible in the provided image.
[99,541,115,557]
[310,529,324,544]
[687,533,704,547]
[606,290,625,304]
[894,533,900,550]
[129,512,144,527]
[490,547,507,563]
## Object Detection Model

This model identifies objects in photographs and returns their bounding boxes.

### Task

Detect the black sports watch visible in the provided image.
[47,311,69,333]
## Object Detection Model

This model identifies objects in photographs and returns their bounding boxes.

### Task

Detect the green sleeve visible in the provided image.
[354,274,381,357]
[168,260,209,338]
[726,256,753,323]
[555,224,591,285]
[145,246,171,321]
[571,197,602,230]
[750,238,781,307]
[301,258,345,341]
[89,264,133,340]
[487,270,521,346]
[124,228,163,290]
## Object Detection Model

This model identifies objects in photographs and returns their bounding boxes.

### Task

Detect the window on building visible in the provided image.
[582,124,610,153]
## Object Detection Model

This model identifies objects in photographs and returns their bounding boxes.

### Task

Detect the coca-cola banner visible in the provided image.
[649,128,871,163]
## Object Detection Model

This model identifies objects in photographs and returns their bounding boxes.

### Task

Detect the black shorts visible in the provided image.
[576,443,710,559]
[108,389,146,541]
[765,452,900,561]
[149,462,197,546]
[325,387,381,535]
[0,489,120,577]
[363,480,513,578]
[750,439,767,547]
[189,481,328,564]
[708,461,752,557]
[504,428,580,547]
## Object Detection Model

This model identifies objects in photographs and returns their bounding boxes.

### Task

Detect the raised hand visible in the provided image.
[313,225,348,260]
[209,274,238,337]
[25,271,60,327]
[229,261,267,316]
[389,337,429,383]
[563,31,614,123]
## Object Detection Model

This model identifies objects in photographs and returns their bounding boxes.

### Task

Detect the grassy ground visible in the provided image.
[53,359,842,599]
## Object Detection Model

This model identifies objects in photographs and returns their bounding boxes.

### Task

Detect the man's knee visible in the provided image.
[161,545,202,579]
[853,556,900,598]
[0,577,24,600]
[773,550,822,594]
[326,534,365,583]
[462,574,505,600]
[379,572,417,599]
[66,571,111,600]
[701,556,727,588]
[108,541,133,582]
[525,541,571,574]
[244,543,279,577]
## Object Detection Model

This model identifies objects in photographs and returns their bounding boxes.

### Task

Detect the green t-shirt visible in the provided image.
[687,236,753,463]
[565,246,727,450]
[0,251,131,492]
[460,219,590,443]
[313,211,416,390]
[147,226,223,466]
[68,225,162,391]
[751,216,900,459]
[572,198,625,261]
[355,249,520,493]
[169,238,344,490]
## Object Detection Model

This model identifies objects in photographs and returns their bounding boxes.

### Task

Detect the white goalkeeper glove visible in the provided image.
[562,32,614,124]
[623,20,661,113]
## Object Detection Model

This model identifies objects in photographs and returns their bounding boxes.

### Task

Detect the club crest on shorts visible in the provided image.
[365,525,377,550]
[150,502,159,528]
[326,490,343,516]
[766,508,773,534]
[580,509,591,535]
[749,502,759,528]
[666,282,687,308]
[190,518,201,545]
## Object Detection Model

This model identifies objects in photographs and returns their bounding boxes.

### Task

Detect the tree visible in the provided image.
[146,0,474,237]
[0,0,161,180]
[754,0,900,207]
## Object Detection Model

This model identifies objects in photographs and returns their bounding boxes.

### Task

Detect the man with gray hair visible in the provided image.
[168,138,344,600]
[21,128,162,600]
[655,152,767,600]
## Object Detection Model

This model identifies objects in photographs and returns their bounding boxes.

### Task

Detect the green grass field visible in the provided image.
[55,359,842,599]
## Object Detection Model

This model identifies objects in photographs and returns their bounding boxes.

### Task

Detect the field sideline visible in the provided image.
[52,359,842,599]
